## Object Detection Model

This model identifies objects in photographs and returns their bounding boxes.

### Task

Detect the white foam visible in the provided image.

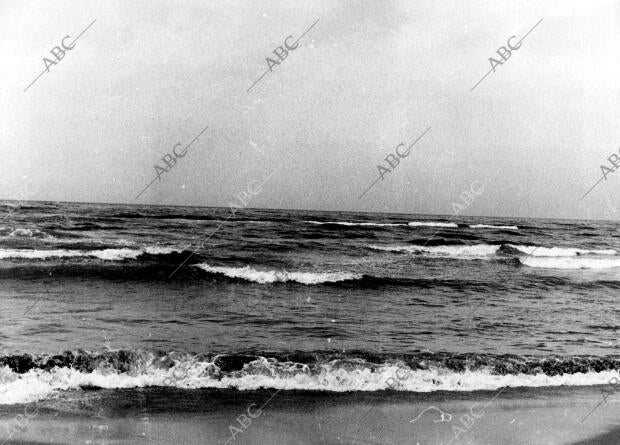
[369,244,499,258]
[520,256,620,269]
[0,246,179,261]
[305,221,406,227]
[408,222,458,228]
[8,228,50,238]
[509,245,617,257]
[1,361,617,404]
[43,237,135,246]
[469,224,519,230]
[143,246,178,255]
[218,364,619,393]
[194,263,361,284]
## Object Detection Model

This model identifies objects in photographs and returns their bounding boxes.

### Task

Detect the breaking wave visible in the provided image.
[306,221,521,231]
[194,263,361,284]
[408,222,458,228]
[369,244,500,258]
[520,257,620,269]
[0,351,618,404]
[4,228,51,238]
[41,237,135,247]
[370,243,619,263]
[0,246,179,261]
[508,245,616,257]
[469,224,519,230]
[305,221,406,227]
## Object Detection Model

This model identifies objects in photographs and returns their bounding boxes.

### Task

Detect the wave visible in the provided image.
[1,227,135,247]
[508,245,616,257]
[3,228,52,238]
[469,224,519,230]
[42,237,136,247]
[369,244,499,258]
[520,257,620,269]
[0,351,618,404]
[305,221,406,227]
[408,221,458,228]
[0,246,179,261]
[370,243,618,262]
[307,220,519,232]
[109,212,221,221]
[194,263,361,284]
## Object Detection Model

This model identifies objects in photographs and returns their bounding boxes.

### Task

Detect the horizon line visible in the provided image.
[0,198,614,224]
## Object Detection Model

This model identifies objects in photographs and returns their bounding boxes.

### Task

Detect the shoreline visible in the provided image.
[0,385,618,444]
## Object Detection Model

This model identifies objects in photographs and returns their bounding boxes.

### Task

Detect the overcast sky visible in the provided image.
[2,0,620,220]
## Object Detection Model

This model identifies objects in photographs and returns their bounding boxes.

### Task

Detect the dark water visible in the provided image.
[0,201,618,403]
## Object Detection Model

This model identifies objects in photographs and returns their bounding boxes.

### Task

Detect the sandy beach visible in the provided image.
[0,385,618,444]
[3,1,620,441]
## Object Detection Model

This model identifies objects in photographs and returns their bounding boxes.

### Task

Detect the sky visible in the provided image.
[1,0,620,220]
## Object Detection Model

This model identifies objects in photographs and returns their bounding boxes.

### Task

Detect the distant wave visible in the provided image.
[508,245,616,257]
[42,237,136,247]
[370,243,618,261]
[195,263,361,284]
[408,221,458,228]
[305,221,406,227]
[3,228,51,238]
[305,220,520,231]
[0,246,179,261]
[110,212,221,221]
[369,244,499,258]
[0,351,618,404]
[469,224,519,230]
[307,221,519,231]
[0,227,135,247]
[520,257,620,269]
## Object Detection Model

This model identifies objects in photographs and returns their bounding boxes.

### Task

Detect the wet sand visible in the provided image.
[0,385,619,444]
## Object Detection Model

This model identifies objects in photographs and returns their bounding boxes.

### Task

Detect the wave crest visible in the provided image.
[6,228,51,238]
[0,246,179,261]
[509,245,616,257]
[469,224,519,230]
[408,221,458,228]
[305,221,406,227]
[369,244,499,258]
[194,263,362,284]
[1,351,618,404]
[520,257,620,269]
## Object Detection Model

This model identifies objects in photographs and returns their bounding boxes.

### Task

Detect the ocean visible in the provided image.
[0,201,619,443]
